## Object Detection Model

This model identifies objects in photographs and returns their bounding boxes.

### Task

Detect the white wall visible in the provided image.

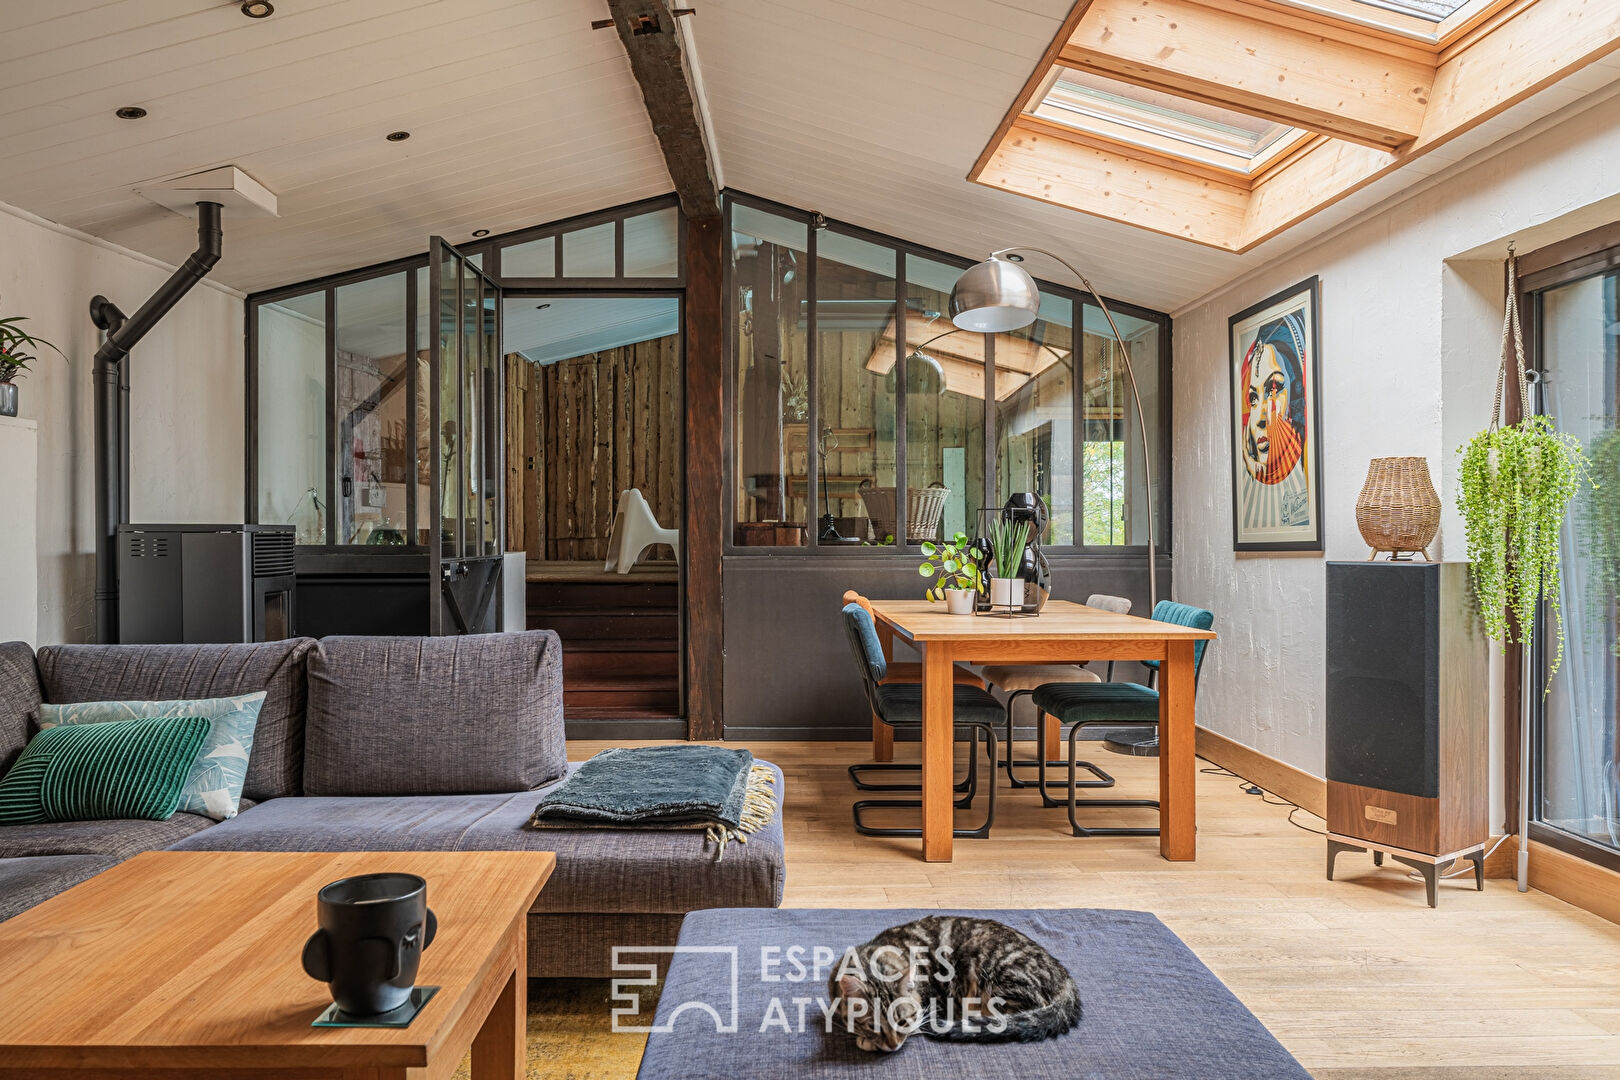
[0,201,244,645]
[1171,93,1620,825]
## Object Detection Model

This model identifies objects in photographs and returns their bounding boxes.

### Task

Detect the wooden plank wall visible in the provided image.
[504,335,682,562]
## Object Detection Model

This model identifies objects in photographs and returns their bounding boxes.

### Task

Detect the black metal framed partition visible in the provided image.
[722,191,1173,560]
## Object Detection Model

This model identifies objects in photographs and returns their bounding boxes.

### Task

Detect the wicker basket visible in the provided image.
[1355,457,1440,560]
[858,482,951,542]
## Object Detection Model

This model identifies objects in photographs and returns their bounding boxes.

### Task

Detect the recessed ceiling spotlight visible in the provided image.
[115,106,148,120]
[1004,253,1025,262]
[471,229,490,238]
[240,0,274,16]
[386,130,411,142]
[535,303,551,311]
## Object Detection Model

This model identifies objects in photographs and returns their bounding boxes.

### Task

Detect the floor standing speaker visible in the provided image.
[1324,561,1490,906]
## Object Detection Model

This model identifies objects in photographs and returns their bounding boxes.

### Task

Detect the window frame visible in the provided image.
[721,190,1173,559]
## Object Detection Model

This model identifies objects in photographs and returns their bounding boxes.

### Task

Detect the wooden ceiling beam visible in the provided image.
[1061,0,1434,150]
[604,0,721,221]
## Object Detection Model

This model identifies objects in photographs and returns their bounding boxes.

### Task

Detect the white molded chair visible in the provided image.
[603,489,680,574]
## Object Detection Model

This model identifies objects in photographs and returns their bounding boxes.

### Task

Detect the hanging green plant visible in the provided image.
[1458,415,1591,678]
[1456,251,1593,686]
[1579,426,1620,654]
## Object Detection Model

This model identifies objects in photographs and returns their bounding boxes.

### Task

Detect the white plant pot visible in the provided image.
[990,577,1021,609]
[944,588,976,615]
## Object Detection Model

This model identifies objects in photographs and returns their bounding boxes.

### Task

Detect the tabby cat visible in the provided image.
[827,916,1081,1052]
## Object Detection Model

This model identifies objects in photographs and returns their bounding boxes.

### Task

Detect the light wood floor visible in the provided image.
[499,738,1620,1079]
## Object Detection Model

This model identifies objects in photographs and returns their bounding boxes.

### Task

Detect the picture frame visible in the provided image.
[1228,276,1323,552]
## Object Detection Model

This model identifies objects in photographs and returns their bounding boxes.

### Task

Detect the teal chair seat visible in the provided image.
[1031,681,1160,725]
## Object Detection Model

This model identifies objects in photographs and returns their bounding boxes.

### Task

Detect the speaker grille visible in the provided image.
[252,531,296,578]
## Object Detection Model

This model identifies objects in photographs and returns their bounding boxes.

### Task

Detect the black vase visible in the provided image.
[1003,493,1051,612]
[302,872,438,1016]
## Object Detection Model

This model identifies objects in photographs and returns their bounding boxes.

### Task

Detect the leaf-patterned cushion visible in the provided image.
[38,693,266,821]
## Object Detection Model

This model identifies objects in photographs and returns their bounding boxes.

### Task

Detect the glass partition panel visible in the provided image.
[996,290,1075,546]
[502,234,555,278]
[257,289,328,543]
[731,205,809,546]
[504,296,683,561]
[480,281,500,554]
[334,272,409,545]
[437,246,463,557]
[904,255,985,543]
[562,222,616,277]
[1083,303,1164,547]
[1536,269,1620,858]
[415,267,432,544]
[462,262,482,556]
[817,231,897,546]
[624,207,680,277]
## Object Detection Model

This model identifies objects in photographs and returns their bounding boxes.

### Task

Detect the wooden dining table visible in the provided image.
[867,598,1217,863]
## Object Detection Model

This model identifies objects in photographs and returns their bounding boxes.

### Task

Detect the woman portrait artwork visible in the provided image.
[1228,278,1322,550]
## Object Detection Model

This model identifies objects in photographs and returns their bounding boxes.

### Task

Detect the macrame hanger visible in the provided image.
[1491,243,1529,431]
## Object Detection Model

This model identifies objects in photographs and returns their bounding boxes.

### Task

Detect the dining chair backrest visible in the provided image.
[1138,600,1215,685]
[1084,593,1132,615]
[841,603,889,717]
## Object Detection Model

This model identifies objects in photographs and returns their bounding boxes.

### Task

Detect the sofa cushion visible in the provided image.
[40,692,267,820]
[0,812,215,860]
[171,762,787,914]
[36,639,316,802]
[0,715,210,824]
[302,632,566,796]
[0,854,118,923]
[0,642,42,776]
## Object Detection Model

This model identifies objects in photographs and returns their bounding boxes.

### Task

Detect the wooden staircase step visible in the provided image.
[527,612,677,640]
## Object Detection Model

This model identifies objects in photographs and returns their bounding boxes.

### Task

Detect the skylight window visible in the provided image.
[1030,69,1308,175]
[1351,0,1469,20]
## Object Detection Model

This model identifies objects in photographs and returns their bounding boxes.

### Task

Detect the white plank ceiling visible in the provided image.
[0,0,673,294]
[1,0,1617,310]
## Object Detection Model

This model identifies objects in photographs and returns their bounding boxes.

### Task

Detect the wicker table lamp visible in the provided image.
[1355,457,1440,561]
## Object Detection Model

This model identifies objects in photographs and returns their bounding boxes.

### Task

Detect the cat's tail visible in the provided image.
[936,982,1082,1043]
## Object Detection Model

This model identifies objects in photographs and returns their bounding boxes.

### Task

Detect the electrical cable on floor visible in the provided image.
[1228,773,1326,834]
[1404,832,1511,881]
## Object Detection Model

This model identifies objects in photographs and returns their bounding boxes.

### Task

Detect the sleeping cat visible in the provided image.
[827,915,1081,1052]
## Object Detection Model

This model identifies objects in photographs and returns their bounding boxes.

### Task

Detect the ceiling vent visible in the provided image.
[134,165,279,218]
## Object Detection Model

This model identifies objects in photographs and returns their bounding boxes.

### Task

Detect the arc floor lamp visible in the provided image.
[949,248,1158,611]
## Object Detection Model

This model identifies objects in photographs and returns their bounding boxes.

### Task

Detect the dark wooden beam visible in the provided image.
[683,215,724,740]
[605,0,721,221]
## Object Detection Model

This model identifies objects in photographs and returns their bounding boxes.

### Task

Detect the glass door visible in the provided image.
[1532,264,1620,867]
[428,237,505,634]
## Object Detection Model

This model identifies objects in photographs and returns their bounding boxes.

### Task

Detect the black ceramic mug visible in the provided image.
[301,872,438,1016]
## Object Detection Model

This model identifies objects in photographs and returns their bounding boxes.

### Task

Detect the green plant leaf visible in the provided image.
[920,541,937,557]
[918,564,935,578]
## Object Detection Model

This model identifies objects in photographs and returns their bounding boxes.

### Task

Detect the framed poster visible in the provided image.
[1228,277,1323,551]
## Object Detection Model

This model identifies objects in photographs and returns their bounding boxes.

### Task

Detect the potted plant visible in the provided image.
[919,531,982,614]
[0,310,66,418]
[985,516,1032,611]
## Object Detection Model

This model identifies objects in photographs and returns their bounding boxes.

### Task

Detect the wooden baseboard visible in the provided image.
[1528,838,1620,926]
[1195,725,1326,819]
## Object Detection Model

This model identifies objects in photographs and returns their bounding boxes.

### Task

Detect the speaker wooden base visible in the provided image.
[1326,833,1487,908]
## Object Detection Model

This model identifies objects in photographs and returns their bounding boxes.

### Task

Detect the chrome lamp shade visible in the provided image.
[949,256,1042,333]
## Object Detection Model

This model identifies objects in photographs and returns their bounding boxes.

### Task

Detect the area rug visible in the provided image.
[635,907,1312,1079]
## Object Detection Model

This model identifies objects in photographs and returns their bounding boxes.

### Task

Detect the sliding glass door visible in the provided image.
[1532,261,1620,865]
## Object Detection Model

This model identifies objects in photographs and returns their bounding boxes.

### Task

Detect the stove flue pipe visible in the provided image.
[89,200,223,643]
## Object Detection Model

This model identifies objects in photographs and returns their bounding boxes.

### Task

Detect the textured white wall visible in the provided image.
[1172,96,1620,799]
[0,200,244,645]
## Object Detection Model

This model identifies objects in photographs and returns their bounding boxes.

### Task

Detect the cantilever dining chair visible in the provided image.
[1030,601,1216,837]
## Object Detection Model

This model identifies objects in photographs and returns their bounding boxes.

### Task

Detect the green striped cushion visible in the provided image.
[0,716,210,824]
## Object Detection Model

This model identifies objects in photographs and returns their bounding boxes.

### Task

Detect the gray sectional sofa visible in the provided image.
[0,633,786,976]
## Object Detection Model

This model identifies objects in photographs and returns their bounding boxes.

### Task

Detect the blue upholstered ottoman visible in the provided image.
[633,908,1310,1080]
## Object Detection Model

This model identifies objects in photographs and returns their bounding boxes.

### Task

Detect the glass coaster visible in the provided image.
[312,986,439,1028]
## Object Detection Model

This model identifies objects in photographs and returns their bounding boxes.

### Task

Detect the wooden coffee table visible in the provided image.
[0,849,554,1079]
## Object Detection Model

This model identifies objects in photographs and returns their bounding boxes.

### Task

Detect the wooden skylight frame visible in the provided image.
[970,0,1620,253]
